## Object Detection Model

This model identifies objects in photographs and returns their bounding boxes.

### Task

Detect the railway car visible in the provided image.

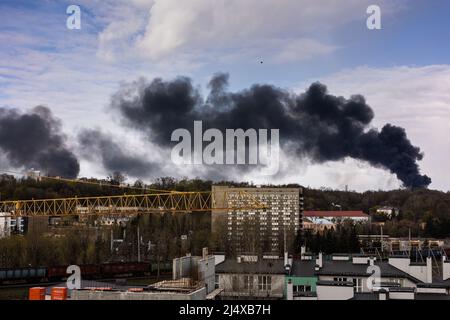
[47,264,101,280]
[101,262,149,277]
[0,261,170,284]
[0,267,46,284]
[150,262,172,274]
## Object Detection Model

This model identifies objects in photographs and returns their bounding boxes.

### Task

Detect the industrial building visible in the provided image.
[68,249,216,301]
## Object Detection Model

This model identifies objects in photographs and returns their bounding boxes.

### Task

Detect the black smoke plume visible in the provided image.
[0,106,79,178]
[112,73,431,188]
[78,129,157,177]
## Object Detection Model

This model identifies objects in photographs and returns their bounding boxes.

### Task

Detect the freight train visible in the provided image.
[0,262,172,284]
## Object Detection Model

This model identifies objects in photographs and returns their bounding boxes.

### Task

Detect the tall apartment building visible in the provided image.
[0,213,27,238]
[212,186,304,256]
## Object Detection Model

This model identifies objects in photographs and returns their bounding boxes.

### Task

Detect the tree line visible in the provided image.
[0,174,449,268]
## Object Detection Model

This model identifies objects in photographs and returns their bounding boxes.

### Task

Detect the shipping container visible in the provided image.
[51,287,68,300]
[29,287,45,301]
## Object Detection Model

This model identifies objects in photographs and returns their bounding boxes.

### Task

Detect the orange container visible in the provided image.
[128,288,144,292]
[51,287,68,300]
[29,287,45,301]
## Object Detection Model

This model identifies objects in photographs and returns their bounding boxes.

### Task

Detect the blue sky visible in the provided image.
[0,0,449,191]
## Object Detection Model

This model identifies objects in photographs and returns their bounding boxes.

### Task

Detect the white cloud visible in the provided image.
[244,156,401,191]
[93,0,399,64]
[93,0,154,62]
[136,0,367,56]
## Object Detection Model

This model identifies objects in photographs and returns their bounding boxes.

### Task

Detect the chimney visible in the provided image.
[284,252,289,267]
[443,256,450,281]
[369,257,375,266]
[316,252,323,269]
[202,247,208,259]
[426,257,432,283]
[286,279,293,300]
[237,256,242,264]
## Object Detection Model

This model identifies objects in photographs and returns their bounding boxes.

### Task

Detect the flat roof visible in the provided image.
[215,258,286,274]
[303,211,368,218]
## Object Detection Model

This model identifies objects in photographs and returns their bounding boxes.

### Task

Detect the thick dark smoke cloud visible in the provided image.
[111,73,431,188]
[78,129,157,177]
[0,106,79,178]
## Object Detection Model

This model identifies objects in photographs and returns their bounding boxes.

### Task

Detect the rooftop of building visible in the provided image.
[377,206,397,210]
[303,217,335,225]
[289,260,317,277]
[215,258,286,274]
[418,279,450,288]
[315,260,422,283]
[212,185,301,192]
[287,256,423,283]
[147,278,204,293]
[303,211,368,218]
[45,280,140,297]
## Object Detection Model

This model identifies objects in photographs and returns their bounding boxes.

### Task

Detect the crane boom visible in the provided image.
[0,191,265,217]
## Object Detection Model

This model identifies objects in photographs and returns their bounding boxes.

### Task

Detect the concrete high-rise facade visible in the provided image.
[212,186,304,256]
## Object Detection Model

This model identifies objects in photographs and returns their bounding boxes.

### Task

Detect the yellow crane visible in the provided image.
[0,173,265,217]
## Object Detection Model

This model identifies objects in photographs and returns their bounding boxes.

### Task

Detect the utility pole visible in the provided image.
[137,225,141,263]
[380,225,384,253]
[110,228,113,253]
[408,227,411,256]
